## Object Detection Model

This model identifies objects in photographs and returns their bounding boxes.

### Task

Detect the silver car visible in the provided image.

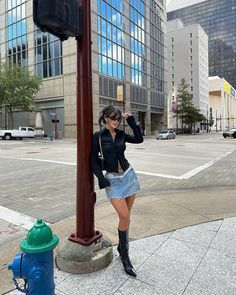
[156,130,176,140]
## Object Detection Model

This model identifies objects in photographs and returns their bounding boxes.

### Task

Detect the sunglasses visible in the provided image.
[109,113,122,122]
[109,114,122,122]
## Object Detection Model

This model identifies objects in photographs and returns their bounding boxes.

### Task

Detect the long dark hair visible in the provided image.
[98,105,122,126]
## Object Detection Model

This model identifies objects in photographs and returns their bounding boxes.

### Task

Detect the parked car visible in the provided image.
[0,126,36,140]
[156,130,176,140]
[222,128,236,138]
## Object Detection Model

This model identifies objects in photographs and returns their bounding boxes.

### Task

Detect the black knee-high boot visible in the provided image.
[118,229,137,277]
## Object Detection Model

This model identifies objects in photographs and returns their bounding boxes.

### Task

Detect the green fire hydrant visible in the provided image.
[8,219,59,294]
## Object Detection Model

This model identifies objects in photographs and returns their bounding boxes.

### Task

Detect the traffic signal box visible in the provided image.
[33,0,82,41]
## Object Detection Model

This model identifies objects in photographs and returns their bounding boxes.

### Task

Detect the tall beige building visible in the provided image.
[167,19,208,130]
[0,0,167,137]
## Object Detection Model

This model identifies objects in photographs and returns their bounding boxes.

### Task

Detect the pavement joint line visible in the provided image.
[181,225,220,294]
[0,206,50,230]
[2,157,76,166]
[161,197,212,221]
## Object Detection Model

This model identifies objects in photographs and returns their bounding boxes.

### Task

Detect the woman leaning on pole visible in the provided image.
[91,105,143,277]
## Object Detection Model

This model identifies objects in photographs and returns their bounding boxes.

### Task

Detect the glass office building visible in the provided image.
[97,0,167,134]
[0,0,167,136]
[167,0,236,89]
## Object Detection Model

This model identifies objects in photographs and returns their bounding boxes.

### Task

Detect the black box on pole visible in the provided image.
[33,0,82,41]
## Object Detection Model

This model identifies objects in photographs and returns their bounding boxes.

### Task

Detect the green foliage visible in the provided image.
[0,62,42,127]
[175,78,205,132]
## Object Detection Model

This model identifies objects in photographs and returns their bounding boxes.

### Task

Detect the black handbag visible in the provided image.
[98,134,106,170]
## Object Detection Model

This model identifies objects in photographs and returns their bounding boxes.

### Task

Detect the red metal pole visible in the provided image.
[69,0,102,245]
[55,114,57,140]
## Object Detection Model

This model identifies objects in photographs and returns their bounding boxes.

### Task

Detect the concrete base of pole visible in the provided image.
[55,236,113,274]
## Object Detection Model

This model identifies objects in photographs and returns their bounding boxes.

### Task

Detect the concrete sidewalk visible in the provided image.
[6,217,236,295]
[2,187,236,295]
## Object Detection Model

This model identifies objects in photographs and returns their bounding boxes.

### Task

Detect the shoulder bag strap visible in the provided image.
[98,135,104,160]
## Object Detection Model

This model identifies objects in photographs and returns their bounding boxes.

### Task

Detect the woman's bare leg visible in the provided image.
[126,194,136,213]
[110,198,130,230]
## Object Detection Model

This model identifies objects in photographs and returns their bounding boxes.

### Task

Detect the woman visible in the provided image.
[92,105,143,277]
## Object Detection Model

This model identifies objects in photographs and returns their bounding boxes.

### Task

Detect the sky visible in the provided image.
[167,0,207,12]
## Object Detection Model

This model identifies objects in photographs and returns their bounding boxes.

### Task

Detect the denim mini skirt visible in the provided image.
[105,166,140,199]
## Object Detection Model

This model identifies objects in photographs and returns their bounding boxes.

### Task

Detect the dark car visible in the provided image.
[223,128,236,138]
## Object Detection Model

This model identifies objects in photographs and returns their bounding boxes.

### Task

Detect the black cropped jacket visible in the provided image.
[91,116,143,189]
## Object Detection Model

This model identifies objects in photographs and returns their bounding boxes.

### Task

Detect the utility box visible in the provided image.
[33,0,82,41]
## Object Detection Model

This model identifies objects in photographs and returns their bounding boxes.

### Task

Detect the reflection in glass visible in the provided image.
[97,0,124,80]
[34,28,62,78]
[150,0,165,93]
[6,0,28,66]
[130,0,146,86]
[55,58,61,76]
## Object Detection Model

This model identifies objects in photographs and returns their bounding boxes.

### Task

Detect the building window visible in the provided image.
[97,0,125,80]
[130,0,146,86]
[150,0,165,93]
[190,33,192,38]
[6,0,28,66]
[34,28,63,78]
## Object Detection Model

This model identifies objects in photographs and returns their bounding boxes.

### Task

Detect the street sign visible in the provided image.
[117,85,124,102]
[52,119,59,123]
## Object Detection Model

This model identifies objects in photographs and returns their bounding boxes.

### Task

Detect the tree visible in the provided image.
[175,78,205,133]
[0,62,42,128]
[175,78,194,132]
[183,106,205,132]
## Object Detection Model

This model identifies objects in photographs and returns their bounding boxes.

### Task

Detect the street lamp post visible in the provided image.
[33,0,113,273]
[68,0,102,246]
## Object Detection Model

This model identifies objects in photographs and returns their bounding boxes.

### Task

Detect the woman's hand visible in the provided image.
[122,113,132,120]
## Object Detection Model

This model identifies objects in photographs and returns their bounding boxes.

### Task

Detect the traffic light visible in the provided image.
[33,0,82,41]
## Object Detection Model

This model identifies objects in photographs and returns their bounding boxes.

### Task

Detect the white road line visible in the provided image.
[0,206,36,230]
[19,157,76,166]
[137,149,235,180]
[2,148,235,180]
[136,171,182,179]
[180,149,234,179]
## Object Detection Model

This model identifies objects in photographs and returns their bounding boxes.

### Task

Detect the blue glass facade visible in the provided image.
[167,0,236,88]
[97,0,125,80]
[129,0,146,86]
[150,0,166,110]
[34,28,63,78]
[6,0,28,66]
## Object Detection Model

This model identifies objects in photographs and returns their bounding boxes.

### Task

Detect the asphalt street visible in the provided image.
[0,133,235,226]
[1,132,236,294]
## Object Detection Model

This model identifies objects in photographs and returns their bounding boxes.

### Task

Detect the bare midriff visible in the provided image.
[117,161,123,173]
